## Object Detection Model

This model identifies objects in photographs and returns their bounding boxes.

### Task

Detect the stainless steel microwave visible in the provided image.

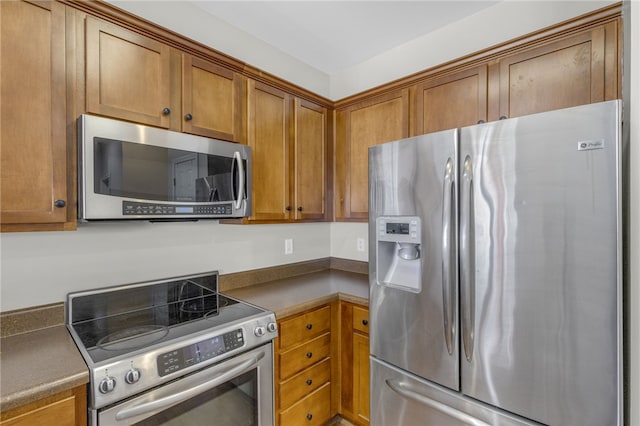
[78,114,251,221]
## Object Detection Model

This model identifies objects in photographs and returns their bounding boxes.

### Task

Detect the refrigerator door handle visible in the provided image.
[441,158,455,355]
[460,155,475,362]
[385,380,490,426]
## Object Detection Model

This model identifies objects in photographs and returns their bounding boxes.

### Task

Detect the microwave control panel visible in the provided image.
[123,201,232,216]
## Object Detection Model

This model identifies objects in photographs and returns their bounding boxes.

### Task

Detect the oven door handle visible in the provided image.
[115,351,265,421]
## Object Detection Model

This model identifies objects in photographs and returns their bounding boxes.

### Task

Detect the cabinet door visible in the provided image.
[335,89,409,221]
[0,0,68,228]
[353,332,370,425]
[293,99,328,221]
[85,17,171,128]
[247,80,291,221]
[182,55,242,141]
[0,386,86,426]
[414,65,488,135]
[497,21,619,119]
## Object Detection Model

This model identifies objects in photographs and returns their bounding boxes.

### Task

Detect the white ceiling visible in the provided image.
[192,1,500,75]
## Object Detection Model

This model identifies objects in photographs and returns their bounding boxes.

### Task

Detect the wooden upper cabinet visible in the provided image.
[293,99,328,221]
[85,17,171,128]
[245,80,328,223]
[335,89,409,221]
[0,0,70,230]
[414,65,488,135]
[247,80,291,221]
[495,20,619,120]
[182,55,242,141]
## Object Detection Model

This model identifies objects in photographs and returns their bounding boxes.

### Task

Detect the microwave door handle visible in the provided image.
[115,352,265,421]
[233,151,245,210]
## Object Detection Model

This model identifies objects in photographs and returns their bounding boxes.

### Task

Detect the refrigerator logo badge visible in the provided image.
[578,139,604,151]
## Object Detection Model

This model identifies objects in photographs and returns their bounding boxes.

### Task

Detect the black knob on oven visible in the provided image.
[98,376,116,394]
[162,107,171,115]
[306,379,313,386]
[306,323,313,330]
[267,322,278,333]
[54,199,66,208]
[362,319,369,326]
[185,113,193,121]
[306,414,313,421]
[306,352,313,359]
[125,368,141,384]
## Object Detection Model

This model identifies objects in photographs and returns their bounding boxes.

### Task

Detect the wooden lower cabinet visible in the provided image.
[0,386,86,426]
[275,302,338,426]
[340,302,370,426]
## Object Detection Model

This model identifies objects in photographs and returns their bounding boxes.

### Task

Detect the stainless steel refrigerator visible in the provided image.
[368,100,622,426]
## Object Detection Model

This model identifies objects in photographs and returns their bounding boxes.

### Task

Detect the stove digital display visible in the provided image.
[157,328,245,376]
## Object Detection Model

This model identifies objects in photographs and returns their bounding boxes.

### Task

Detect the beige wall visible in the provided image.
[0,222,331,311]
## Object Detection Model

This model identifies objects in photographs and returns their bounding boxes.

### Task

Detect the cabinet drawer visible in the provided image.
[279,382,331,426]
[279,358,331,409]
[353,305,369,335]
[279,333,331,380]
[279,305,331,349]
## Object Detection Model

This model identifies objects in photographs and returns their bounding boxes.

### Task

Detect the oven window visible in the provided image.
[93,138,241,203]
[134,369,258,426]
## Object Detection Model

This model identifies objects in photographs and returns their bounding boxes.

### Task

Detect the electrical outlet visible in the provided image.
[357,238,366,252]
[285,239,293,255]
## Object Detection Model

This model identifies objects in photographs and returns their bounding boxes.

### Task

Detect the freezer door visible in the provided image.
[369,130,459,391]
[371,357,538,426]
[459,101,622,426]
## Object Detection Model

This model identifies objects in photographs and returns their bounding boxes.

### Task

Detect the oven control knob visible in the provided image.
[98,376,116,394]
[267,322,278,333]
[254,326,266,337]
[125,368,141,384]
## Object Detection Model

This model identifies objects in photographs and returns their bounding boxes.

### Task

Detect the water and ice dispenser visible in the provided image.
[375,216,422,292]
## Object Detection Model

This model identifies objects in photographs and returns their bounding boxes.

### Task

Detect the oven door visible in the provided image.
[96,344,273,426]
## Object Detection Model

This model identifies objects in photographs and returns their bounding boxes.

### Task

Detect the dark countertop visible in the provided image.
[0,325,89,412]
[225,269,369,318]
[0,267,369,413]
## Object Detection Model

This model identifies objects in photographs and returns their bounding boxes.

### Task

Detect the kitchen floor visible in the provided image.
[328,416,355,426]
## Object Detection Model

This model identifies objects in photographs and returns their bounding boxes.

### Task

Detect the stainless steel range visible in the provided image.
[66,272,277,426]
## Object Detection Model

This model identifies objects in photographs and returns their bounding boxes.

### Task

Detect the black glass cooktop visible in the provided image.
[67,273,264,364]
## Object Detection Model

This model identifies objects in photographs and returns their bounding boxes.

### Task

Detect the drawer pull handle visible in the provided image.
[362,319,369,326]
[306,352,313,359]
[306,324,313,330]
[306,379,313,386]
[306,414,313,421]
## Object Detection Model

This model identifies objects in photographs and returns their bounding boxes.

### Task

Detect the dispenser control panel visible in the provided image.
[376,216,421,243]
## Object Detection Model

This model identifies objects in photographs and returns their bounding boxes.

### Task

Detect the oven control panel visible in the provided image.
[157,329,244,377]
